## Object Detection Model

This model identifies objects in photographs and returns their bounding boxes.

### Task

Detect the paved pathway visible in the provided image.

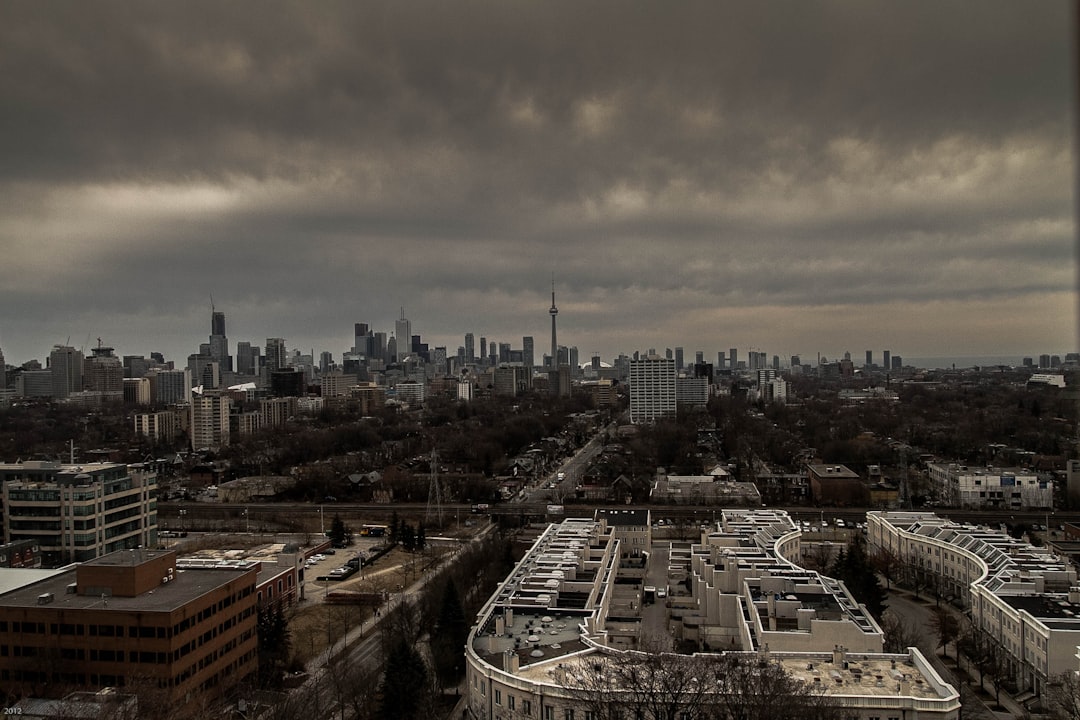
[886,588,1028,719]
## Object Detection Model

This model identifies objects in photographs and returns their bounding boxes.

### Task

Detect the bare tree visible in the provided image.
[881,610,927,654]
[929,606,959,660]
[558,650,840,720]
[1048,671,1080,720]
[871,546,901,590]
[707,653,839,720]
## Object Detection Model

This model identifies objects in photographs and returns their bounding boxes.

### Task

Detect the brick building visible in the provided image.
[0,549,258,702]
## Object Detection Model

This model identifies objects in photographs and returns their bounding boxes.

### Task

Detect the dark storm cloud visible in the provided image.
[0,0,1073,363]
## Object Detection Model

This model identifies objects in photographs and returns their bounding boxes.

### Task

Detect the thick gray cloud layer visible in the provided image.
[0,1,1074,365]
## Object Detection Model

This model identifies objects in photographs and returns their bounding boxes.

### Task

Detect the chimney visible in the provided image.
[1069,586,1080,604]
[832,645,845,665]
[505,607,514,628]
[900,676,912,695]
[504,650,520,673]
[495,615,505,635]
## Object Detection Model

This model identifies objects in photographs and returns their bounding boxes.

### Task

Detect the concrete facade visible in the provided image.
[465,511,959,720]
[868,510,1079,698]
[0,462,158,566]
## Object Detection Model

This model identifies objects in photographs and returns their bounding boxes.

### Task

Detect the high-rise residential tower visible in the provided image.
[465,333,475,363]
[522,336,534,369]
[49,345,84,399]
[209,310,231,372]
[629,355,676,424]
[265,338,287,373]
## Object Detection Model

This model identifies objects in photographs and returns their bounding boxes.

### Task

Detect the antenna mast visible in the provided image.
[426,448,444,528]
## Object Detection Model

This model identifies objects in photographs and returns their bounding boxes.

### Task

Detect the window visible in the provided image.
[523,700,532,716]
[544,706,554,720]
[509,697,516,711]
[495,689,501,706]
[565,711,574,720]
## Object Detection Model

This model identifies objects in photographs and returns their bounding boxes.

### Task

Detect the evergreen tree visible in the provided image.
[431,579,469,687]
[400,522,416,551]
[379,638,429,720]
[328,514,347,547]
[831,534,887,619]
[389,511,400,545]
[415,521,426,551]
[256,603,291,688]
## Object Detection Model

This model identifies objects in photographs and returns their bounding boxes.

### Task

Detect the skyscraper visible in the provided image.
[49,345,84,399]
[465,333,475,363]
[883,350,891,370]
[211,311,226,337]
[728,348,737,370]
[395,308,411,362]
[865,350,873,368]
[629,355,676,424]
[209,310,231,372]
[674,347,684,371]
[522,336,534,369]
[265,338,287,373]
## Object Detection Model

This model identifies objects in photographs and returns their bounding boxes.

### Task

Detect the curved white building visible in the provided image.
[466,511,960,719]
[868,510,1079,699]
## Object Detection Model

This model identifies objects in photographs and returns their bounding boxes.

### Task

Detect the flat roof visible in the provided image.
[0,566,253,613]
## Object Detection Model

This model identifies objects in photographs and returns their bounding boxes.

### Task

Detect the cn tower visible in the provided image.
[549,277,558,368]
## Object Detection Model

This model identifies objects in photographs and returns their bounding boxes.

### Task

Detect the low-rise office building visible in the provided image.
[926,462,1051,510]
[0,549,258,702]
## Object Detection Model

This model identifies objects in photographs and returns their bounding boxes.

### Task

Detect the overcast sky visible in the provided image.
[1,1,1075,368]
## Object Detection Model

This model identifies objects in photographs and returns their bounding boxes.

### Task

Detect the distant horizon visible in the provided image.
[2,326,1074,374]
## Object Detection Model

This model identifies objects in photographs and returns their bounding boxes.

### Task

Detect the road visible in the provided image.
[275,521,496,719]
[515,422,613,505]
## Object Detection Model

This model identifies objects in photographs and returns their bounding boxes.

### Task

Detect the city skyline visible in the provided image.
[0,2,1074,366]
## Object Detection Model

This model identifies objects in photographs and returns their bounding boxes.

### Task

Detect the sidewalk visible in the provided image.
[887,588,1029,719]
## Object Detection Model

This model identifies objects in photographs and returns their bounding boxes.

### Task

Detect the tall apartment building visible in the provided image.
[134,410,181,443]
[493,365,532,397]
[629,355,676,423]
[83,346,124,395]
[0,549,258,700]
[147,368,191,405]
[49,345,83,400]
[190,392,231,450]
[17,370,53,398]
[350,383,386,415]
[0,461,158,565]
[521,336,534,369]
[264,338,287,373]
[675,374,708,407]
[260,396,296,428]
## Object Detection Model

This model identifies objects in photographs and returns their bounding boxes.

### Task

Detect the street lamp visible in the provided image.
[243,507,249,534]
[179,509,187,533]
